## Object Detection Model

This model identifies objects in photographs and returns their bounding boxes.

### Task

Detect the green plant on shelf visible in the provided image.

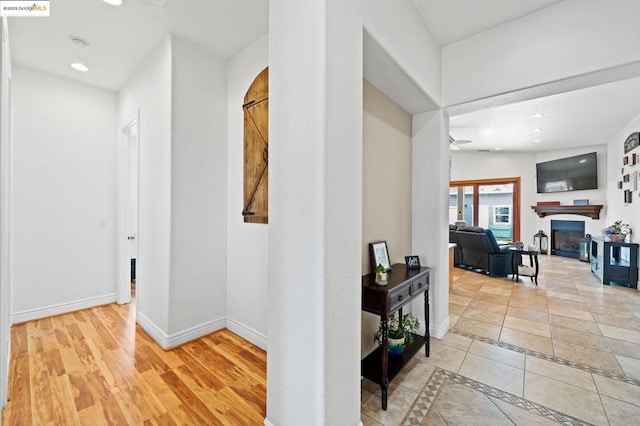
[373,312,420,345]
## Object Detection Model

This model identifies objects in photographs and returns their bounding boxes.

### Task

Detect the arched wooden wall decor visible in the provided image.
[242,67,269,224]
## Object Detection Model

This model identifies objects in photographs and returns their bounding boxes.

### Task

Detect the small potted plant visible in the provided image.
[373,312,420,358]
[374,264,388,285]
[602,220,632,242]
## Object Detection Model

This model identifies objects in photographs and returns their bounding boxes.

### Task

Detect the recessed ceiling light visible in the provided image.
[70,62,89,72]
[103,0,123,5]
[533,128,543,132]
[533,139,541,143]
[532,113,544,118]
[494,147,501,151]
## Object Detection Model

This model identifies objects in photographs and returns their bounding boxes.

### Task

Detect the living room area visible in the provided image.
[362,6,640,422]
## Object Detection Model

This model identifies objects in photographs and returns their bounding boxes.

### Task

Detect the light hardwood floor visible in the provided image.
[2,298,266,425]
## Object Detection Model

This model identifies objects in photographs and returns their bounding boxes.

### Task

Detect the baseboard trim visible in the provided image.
[264,417,362,425]
[226,317,267,351]
[428,317,450,339]
[136,313,226,350]
[11,293,118,324]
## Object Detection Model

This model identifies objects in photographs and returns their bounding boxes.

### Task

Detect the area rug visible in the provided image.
[401,368,593,426]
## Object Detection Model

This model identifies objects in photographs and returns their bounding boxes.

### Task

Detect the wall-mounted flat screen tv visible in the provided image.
[536,152,598,193]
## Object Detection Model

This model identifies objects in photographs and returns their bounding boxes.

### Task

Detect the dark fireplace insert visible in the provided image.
[551,220,585,259]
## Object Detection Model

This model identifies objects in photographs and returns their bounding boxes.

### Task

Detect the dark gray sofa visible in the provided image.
[450,226,514,277]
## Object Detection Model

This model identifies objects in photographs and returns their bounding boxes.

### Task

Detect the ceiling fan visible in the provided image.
[449,135,472,150]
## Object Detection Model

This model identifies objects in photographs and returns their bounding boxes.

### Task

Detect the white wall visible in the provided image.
[443,0,640,106]
[11,65,118,321]
[268,0,363,424]
[168,36,228,336]
[361,79,412,357]
[267,1,445,423]
[226,35,269,349]
[1,16,11,410]
[450,145,607,244]
[362,0,441,106]
[119,36,173,334]
[605,113,640,237]
[412,111,450,339]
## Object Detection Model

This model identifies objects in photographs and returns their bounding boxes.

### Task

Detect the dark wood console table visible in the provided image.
[361,263,430,410]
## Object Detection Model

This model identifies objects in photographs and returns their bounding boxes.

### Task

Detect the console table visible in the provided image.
[361,263,430,410]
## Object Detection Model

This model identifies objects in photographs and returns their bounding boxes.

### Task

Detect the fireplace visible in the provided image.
[550,220,585,259]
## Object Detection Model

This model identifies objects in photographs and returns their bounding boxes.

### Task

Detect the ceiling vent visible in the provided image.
[69,36,90,48]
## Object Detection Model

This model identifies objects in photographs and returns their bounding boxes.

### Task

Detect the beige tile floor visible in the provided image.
[361,254,640,425]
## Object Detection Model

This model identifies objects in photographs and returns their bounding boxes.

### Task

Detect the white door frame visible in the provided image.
[117,111,139,305]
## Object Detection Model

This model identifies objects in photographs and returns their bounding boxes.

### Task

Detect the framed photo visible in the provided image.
[624,174,630,183]
[624,156,629,165]
[369,241,391,272]
[618,181,623,189]
[625,190,633,204]
[405,255,420,269]
[633,153,638,165]
[622,167,625,175]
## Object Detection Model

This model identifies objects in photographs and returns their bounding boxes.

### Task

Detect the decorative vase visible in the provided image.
[388,336,405,358]
[609,234,624,243]
[375,271,388,285]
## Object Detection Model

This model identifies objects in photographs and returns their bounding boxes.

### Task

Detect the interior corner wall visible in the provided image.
[361,78,412,357]
[605,114,640,232]
[443,0,640,106]
[226,35,269,349]
[168,36,228,335]
[362,0,441,106]
[118,36,172,333]
[11,65,118,319]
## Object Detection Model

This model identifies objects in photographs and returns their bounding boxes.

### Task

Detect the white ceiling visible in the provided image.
[7,0,640,154]
[8,0,268,91]
[412,0,566,47]
[449,77,640,153]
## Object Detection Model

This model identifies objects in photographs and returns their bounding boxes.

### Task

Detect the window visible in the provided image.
[450,177,520,243]
[493,205,511,225]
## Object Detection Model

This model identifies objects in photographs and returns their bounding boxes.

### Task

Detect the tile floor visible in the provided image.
[361,254,640,425]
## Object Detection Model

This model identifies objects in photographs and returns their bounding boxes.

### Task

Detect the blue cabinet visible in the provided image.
[590,237,638,288]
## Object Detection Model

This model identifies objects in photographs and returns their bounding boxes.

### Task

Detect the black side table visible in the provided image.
[509,247,540,285]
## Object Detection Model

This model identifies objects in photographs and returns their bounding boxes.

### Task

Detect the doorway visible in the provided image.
[117,113,139,305]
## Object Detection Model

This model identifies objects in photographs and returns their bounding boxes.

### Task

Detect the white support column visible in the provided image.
[412,110,450,339]
[267,0,363,425]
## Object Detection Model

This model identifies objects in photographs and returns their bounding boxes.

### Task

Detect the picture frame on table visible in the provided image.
[624,156,629,165]
[405,255,421,270]
[369,241,391,272]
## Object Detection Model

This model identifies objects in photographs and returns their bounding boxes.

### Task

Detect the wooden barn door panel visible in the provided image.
[242,67,269,224]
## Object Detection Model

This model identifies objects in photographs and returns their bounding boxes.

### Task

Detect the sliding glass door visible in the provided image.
[450,178,520,244]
